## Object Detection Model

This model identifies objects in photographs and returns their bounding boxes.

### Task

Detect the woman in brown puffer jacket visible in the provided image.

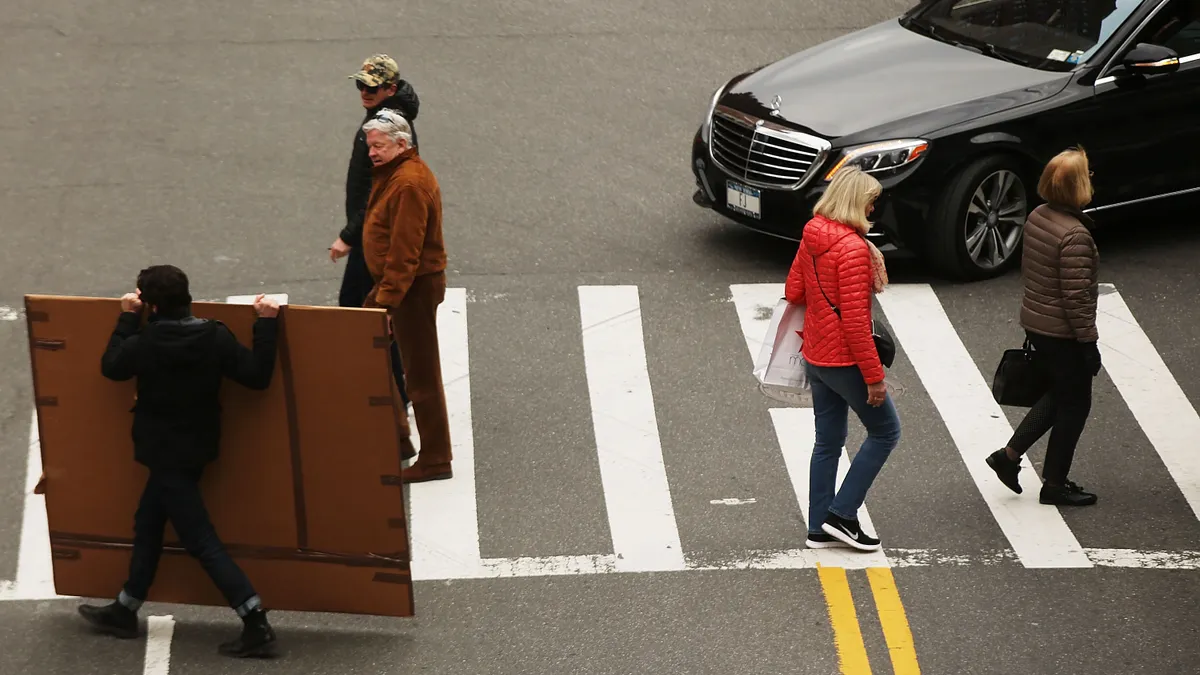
[986,148,1101,507]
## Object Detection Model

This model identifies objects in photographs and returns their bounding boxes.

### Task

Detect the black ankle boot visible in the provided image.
[986,449,1023,494]
[218,608,277,658]
[78,601,139,639]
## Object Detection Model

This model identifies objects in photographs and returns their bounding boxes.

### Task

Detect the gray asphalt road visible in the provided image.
[2,1,1199,673]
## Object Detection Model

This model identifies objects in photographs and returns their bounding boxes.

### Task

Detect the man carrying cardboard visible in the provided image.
[75,265,281,658]
[360,109,453,483]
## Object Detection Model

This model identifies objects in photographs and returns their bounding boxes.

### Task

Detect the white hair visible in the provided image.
[362,108,412,146]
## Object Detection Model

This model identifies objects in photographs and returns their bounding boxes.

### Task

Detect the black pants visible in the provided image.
[339,245,409,406]
[1006,331,1093,484]
[122,467,260,616]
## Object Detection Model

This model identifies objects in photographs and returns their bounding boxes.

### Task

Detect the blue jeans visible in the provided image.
[806,362,901,533]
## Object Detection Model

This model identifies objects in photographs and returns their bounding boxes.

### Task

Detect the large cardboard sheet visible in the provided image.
[24,295,414,617]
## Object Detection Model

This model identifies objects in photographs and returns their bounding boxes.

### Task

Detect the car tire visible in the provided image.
[926,154,1030,281]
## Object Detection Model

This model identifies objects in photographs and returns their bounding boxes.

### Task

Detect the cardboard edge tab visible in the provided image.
[35,396,59,407]
[26,311,49,322]
[372,572,410,585]
[33,339,66,351]
[380,475,403,486]
[52,548,81,560]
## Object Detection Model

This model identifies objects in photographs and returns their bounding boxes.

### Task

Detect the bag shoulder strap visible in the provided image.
[811,254,842,319]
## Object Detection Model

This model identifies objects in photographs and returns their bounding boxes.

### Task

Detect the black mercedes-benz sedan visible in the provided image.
[690,0,1200,280]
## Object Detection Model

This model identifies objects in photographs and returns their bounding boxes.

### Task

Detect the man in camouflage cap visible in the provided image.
[330,54,422,412]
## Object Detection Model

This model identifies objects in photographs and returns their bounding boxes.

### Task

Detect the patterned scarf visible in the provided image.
[866,238,888,293]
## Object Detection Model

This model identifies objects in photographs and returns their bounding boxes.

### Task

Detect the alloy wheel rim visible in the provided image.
[963,169,1027,270]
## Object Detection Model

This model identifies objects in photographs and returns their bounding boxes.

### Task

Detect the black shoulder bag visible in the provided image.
[812,255,896,369]
[991,338,1048,407]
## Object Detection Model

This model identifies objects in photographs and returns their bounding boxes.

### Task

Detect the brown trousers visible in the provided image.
[388,272,453,465]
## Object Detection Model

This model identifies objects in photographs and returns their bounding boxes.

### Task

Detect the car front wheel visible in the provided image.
[926,154,1029,280]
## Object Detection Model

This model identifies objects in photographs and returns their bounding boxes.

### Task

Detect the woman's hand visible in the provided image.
[866,380,887,407]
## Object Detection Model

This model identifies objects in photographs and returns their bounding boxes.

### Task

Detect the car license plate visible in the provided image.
[726,181,761,219]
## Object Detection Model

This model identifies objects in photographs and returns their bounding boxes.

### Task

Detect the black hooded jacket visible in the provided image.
[340,82,421,248]
[100,310,279,470]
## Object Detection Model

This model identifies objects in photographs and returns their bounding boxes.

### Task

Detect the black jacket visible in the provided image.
[340,83,421,248]
[100,310,279,470]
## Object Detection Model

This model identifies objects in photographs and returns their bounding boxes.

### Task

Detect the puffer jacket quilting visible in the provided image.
[1018,203,1099,342]
[784,215,885,384]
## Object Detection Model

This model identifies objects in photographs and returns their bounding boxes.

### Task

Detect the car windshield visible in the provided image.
[904,0,1147,71]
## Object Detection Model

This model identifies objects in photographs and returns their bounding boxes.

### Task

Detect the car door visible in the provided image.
[1080,0,1200,209]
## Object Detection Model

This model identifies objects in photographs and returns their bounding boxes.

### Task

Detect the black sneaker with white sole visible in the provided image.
[805,531,850,549]
[821,514,882,552]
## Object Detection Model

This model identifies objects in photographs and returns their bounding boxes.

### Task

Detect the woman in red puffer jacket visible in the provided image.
[783,166,900,553]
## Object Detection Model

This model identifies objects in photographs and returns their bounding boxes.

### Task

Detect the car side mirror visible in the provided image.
[1121,43,1180,75]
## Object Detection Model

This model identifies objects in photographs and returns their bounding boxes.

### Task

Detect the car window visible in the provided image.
[1133,0,1200,57]
[905,0,1147,71]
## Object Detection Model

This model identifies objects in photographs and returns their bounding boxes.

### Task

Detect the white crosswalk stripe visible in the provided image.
[4,281,1200,599]
[1096,288,1200,521]
[578,285,685,573]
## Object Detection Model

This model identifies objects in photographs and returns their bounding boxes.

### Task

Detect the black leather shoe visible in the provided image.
[78,601,139,639]
[1040,481,1097,506]
[218,609,277,658]
[986,449,1023,494]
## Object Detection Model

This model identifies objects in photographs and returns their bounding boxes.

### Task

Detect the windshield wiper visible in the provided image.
[920,20,1026,66]
[960,40,1025,66]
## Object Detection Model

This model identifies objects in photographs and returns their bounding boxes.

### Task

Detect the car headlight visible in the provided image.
[700,84,725,143]
[823,139,930,181]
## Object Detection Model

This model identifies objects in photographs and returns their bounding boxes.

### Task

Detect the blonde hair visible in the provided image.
[813,166,883,234]
[1037,148,1093,209]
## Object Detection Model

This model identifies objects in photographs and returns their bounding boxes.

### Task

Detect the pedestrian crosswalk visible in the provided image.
[3,281,1200,601]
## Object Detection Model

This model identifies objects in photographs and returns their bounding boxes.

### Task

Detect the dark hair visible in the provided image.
[136,265,192,317]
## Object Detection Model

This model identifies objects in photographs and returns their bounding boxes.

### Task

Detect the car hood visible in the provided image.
[724,19,1068,140]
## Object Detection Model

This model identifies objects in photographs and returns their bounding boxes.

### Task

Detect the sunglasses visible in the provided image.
[356,80,380,94]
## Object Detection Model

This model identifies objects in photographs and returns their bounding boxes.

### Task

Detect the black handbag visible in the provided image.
[992,339,1048,407]
[812,256,896,369]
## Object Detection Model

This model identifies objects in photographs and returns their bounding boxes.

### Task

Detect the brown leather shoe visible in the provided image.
[402,461,452,483]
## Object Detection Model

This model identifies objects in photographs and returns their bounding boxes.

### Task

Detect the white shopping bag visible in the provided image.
[752,298,810,404]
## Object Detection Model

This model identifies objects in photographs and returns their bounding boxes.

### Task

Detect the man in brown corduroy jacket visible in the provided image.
[361,108,452,483]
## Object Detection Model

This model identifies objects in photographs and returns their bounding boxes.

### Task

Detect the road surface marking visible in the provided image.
[579,285,685,573]
[7,283,1200,599]
[143,615,176,675]
[409,288,485,580]
[0,410,69,601]
[867,567,921,675]
[709,498,757,506]
[728,284,784,363]
[878,284,1092,569]
[1096,290,1200,521]
[818,566,873,674]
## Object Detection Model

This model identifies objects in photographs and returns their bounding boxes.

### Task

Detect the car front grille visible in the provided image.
[709,106,828,189]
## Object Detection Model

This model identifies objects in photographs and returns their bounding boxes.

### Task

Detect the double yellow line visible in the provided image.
[818,566,921,674]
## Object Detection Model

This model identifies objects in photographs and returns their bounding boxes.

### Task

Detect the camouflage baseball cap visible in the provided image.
[349,54,399,87]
